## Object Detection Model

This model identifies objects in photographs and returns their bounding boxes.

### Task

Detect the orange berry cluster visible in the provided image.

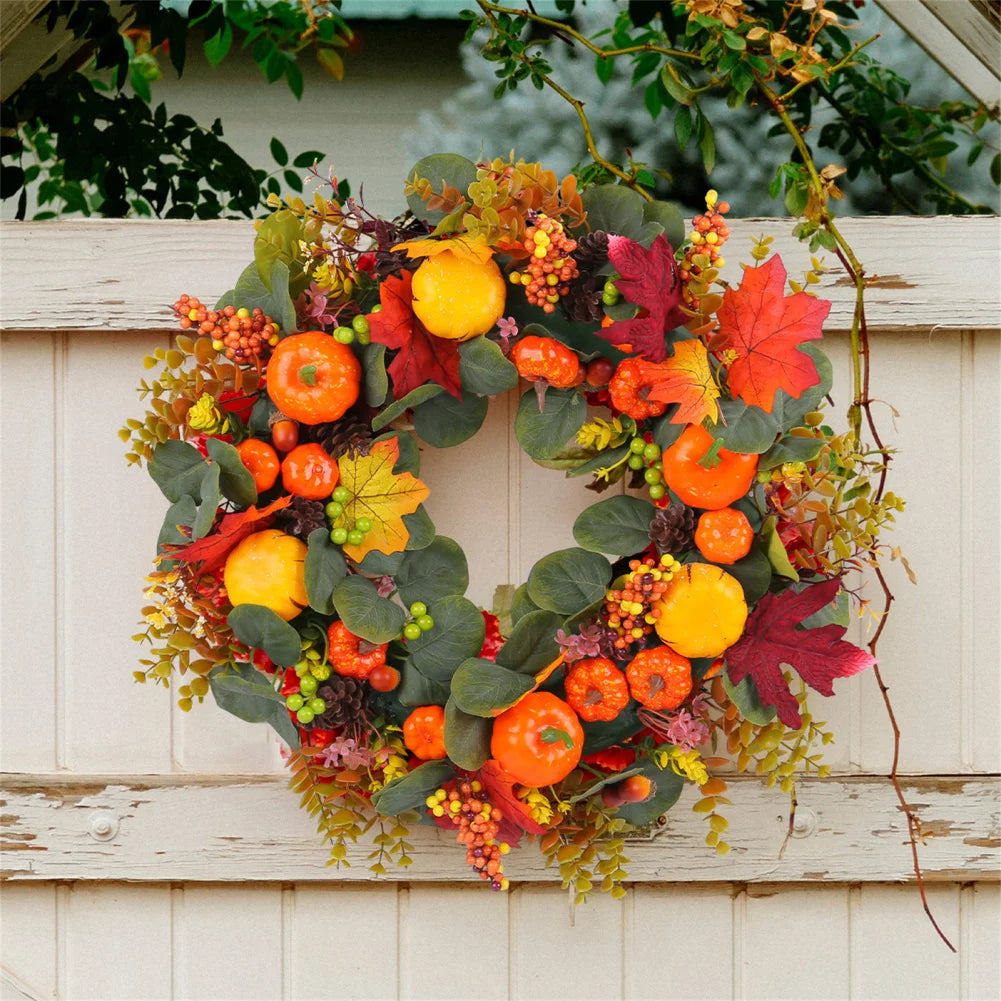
[508,214,579,314]
[172,294,280,363]
[603,554,682,653]
[427,780,511,890]
[679,192,731,311]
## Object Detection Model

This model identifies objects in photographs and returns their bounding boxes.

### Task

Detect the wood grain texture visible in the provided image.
[2,773,997,884]
[1,217,999,334]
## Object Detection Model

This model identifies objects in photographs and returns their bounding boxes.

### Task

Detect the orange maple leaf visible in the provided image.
[391,233,494,263]
[644,338,721,425]
[716,255,831,413]
[163,495,292,573]
[336,437,430,562]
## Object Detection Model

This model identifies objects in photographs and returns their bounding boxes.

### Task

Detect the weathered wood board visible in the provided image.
[2,773,997,884]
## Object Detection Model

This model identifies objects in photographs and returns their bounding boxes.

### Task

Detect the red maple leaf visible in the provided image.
[725,578,876,728]
[596,234,686,362]
[715,255,831,413]
[367,269,463,400]
[164,495,292,573]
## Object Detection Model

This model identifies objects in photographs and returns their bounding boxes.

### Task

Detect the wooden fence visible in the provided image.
[1,217,998,1000]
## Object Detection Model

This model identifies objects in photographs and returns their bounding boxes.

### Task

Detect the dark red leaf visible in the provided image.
[715,255,831,412]
[367,270,463,400]
[478,758,552,845]
[595,234,686,362]
[164,495,292,573]
[725,578,876,728]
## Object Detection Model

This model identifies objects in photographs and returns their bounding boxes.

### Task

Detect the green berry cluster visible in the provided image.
[626,436,666,500]
[602,278,620,307]
[332,313,372,346]
[284,650,333,725]
[326,485,374,546]
[402,600,435,641]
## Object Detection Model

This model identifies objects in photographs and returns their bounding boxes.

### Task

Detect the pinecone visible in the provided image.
[649,502,696,555]
[312,410,373,458]
[314,675,368,732]
[562,230,610,323]
[274,496,327,541]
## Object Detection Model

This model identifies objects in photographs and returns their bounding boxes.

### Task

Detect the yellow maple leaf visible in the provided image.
[645,338,721,425]
[391,233,495,264]
[336,438,430,562]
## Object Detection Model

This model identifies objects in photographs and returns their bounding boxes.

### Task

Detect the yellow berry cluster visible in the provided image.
[508,214,579,314]
[680,190,731,312]
[603,554,682,652]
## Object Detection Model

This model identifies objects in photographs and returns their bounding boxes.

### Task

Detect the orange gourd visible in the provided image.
[661,424,758,510]
[266,331,361,425]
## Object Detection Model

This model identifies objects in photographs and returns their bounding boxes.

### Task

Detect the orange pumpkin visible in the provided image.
[266,331,361,425]
[661,424,758,510]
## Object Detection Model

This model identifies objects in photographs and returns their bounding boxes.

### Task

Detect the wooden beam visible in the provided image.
[876,0,1001,115]
[2,773,997,884]
[1,217,998,335]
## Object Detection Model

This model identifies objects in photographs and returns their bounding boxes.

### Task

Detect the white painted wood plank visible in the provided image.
[173,885,283,1001]
[0,333,58,772]
[852,883,960,1000]
[967,330,1001,773]
[419,394,513,610]
[60,334,173,773]
[4,775,993,885]
[625,885,733,1000]
[1,219,998,335]
[965,882,1001,1001]
[856,331,966,774]
[63,884,171,1000]
[740,885,850,999]
[0,883,57,1001]
[289,885,399,1000]
[399,885,509,1000]
[511,885,624,1001]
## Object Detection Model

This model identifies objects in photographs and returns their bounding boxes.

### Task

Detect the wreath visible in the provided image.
[125,153,891,898]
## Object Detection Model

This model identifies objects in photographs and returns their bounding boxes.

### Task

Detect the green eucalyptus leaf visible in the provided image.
[414,390,488,447]
[372,383,444,431]
[716,398,780,454]
[406,595,485,681]
[362,342,389,408]
[228,259,296,335]
[332,575,407,643]
[496,609,563,675]
[759,434,825,470]
[208,661,300,748]
[405,154,478,225]
[641,199,685,249]
[581,704,643,754]
[227,604,302,665]
[206,437,257,508]
[515,387,587,461]
[510,583,541,625]
[451,658,535,717]
[528,547,612,616]
[573,494,655,556]
[580,184,645,242]
[772,343,833,429]
[722,669,777,725]
[304,527,347,614]
[403,505,436,550]
[458,336,519,396]
[395,536,468,604]
[149,439,207,503]
[192,463,221,540]
[651,415,686,453]
[397,663,451,707]
[444,696,492,770]
[358,548,404,576]
[156,496,197,562]
[371,759,456,816]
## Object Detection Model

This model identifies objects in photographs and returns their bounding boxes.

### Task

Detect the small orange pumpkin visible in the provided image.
[266,331,361,425]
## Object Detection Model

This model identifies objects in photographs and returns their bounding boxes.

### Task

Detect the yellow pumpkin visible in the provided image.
[653,562,748,658]
[223,529,308,621]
